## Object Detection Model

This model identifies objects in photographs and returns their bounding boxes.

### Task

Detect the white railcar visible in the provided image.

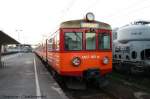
[113,21,150,73]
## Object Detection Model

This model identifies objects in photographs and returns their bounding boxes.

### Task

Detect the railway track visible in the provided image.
[43,62,118,99]
[110,72,150,92]
[62,85,117,99]
[60,78,150,99]
[57,74,150,99]
[41,59,150,99]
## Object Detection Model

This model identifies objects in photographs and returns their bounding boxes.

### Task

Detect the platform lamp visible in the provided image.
[16,29,23,53]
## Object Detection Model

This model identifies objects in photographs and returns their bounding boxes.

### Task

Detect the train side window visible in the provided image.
[56,32,60,51]
[52,36,56,51]
[114,54,117,59]
[141,49,150,60]
[119,55,121,59]
[126,55,130,60]
[132,51,137,59]
[48,38,53,51]
[86,33,96,50]
[141,50,144,60]
[65,32,82,50]
[49,38,53,43]
[98,33,111,50]
[145,49,150,59]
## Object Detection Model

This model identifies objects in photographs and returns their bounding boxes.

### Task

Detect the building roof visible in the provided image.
[0,31,19,44]
[60,19,111,30]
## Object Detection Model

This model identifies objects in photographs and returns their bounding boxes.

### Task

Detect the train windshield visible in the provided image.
[86,33,96,50]
[65,32,82,50]
[98,33,111,50]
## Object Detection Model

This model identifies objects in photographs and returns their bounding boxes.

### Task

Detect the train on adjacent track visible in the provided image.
[35,12,112,87]
[113,21,150,73]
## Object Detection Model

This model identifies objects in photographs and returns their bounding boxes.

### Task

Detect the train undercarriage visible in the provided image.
[113,60,150,74]
[49,66,109,89]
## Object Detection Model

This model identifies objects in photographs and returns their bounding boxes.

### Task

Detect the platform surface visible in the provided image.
[0,53,68,99]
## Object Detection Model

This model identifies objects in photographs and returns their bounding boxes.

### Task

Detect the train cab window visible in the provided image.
[86,33,96,50]
[98,33,111,50]
[65,32,82,50]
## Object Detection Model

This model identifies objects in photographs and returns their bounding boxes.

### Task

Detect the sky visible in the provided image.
[0,0,150,45]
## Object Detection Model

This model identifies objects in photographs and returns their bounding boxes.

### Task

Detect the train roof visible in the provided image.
[60,19,111,30]
[133,20,150,25]
[118,21,150,32]
[121,20,150,28]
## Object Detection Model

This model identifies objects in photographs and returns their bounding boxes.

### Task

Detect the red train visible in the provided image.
[35,12,112,87]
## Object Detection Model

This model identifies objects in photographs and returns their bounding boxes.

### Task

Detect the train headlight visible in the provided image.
[103,57,109,65]
[72,57,81,66]
[86,12,95,21]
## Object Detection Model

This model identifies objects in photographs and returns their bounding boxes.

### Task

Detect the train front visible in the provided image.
[59,13,112,82]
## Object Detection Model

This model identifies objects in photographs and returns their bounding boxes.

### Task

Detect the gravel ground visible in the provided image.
[59,72,150,99]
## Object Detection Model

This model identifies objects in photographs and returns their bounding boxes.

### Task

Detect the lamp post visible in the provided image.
[16,29,22,42]
[16,29,23,53]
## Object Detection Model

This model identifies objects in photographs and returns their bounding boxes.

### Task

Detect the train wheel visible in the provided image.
[130,66,144,74]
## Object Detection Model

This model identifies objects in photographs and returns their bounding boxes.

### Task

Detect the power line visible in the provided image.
[109,0,150,19]
[109,3,150,23]
[103,0,146,19]
[47,0,78,39]
[59,0,78,21]
[84,0,101,13]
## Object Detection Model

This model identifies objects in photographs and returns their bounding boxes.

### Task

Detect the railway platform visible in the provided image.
[0,53,68,99]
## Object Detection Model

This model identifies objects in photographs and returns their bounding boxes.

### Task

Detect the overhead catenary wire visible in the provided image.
[83,0,150,28]
[109,2,150,26]
[47,0,150,40]
[47,0,101,40]
[84,0,101,13]
[112,1,150,19]
[59,0,78,21]
[102,0,149,19]
[46,0,78,40]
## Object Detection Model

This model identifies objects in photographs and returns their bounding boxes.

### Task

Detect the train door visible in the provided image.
[46,39,48,62]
